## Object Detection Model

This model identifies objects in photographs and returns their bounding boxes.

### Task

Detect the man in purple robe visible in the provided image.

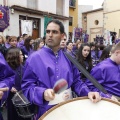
[85,42,120,101]
[22,19,101,119]
[0,52,15,120]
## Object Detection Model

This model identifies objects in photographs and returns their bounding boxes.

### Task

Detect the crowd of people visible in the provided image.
[0,19,120,120]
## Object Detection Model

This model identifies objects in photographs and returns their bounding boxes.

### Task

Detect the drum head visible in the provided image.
[39,97,120,120]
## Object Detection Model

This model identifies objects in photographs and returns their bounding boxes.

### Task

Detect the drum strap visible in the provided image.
[64,52,108,94]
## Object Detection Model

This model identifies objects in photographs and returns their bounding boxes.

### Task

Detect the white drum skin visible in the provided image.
[39,97,120,120]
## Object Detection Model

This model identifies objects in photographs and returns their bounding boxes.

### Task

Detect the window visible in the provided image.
[69,17,73,26]
[69,0,76,7]
[94,20,99,25]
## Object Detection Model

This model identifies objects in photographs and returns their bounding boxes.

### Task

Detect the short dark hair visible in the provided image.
[6,35,10,40]
[47,19,65,34]
[66,41,73,46]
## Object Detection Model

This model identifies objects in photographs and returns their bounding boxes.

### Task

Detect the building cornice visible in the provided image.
[82,8,103,14]
[11,5,69,20]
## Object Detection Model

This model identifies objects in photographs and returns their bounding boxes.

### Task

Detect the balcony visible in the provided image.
[69,0,76,9]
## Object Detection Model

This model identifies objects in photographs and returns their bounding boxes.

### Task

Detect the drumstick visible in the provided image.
[16,91,26,104]
[53,79,68,94]
[0,87,9,92]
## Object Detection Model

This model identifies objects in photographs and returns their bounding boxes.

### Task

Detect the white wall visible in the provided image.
[87,10,103,34]
[0,0,3,5]
[7,0,27,7]
[38,0,56,14]
[63,0,69,17]
[78,5,93,28]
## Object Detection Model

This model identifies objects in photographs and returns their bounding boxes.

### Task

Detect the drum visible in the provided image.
[12,90,37,118]
[39,97,120,120]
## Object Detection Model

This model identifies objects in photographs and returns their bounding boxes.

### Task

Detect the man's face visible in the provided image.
[67,43,73,51]
[45,22,63,49]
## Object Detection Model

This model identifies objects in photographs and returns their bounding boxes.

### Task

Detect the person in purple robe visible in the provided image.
[21,37,34,59]
[99,45,113,62]
[76,43,93,82]
[21,19,101,119]
[33,38,45,51]
[0,52,15,120]
[9,36,18,48]
[85,42,120,101]
[5,47,27,120]
[90,42,102,66]
[66,41,76,58]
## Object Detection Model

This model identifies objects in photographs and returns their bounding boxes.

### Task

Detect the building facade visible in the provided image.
[82,8,103,42]
[0,0,69,39]
[103,0,120,37]
[78,5,93,28]
[69,0,78,40]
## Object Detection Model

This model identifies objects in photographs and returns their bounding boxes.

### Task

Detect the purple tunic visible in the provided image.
[0,53,15,119]
[85,58,120,98]
[5,42,11,48]
[22,47,90,119]
[21,46,34,58]
[91,50,102,66]
[17,40,24,48]
[0,52,15,98]
[7,65,30,120]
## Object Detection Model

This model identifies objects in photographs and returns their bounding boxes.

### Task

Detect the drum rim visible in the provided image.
[39,96,120,120]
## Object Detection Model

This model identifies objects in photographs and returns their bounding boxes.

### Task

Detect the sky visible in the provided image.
[78,0,104,9]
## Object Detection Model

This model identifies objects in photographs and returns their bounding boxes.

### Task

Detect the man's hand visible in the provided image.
[88,92,101,103]
[44,89,55,101]
[0,87,9,100]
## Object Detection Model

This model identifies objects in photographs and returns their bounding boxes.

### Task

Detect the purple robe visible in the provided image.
[21,46,34,58]
[22,46,90,119]
[85,58,120,98]
[7,65,30,120]
[5,42,11,49]
[13,65,24,91]
[91,50,102,66]
[0,53,15,119]
[17,40,24,48]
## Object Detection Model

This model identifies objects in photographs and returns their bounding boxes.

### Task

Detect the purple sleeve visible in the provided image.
[0,53,15,101]
[85,65,111,98]
[21,62,48,106]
